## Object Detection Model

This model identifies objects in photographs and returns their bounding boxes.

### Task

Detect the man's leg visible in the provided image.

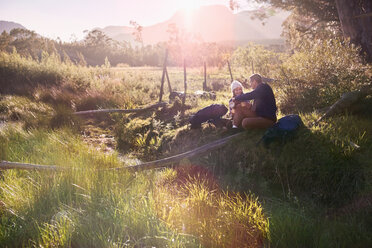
[242,117,275,129]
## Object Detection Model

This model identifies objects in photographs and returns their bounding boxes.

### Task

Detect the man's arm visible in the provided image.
[235,87,261,101]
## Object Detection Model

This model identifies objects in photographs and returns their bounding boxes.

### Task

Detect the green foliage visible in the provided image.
[232,43,285,78]
[49,104,81,130]
[0,27,240,67]
[115,115,174,159]
[0,50,91,95]
[254,0,340,45]
[277,38,369,113]
[0,28,57,57]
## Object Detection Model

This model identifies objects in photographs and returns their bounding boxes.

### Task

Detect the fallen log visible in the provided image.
[74,102,167,115]
[0,160,60,170]
[113,132,244,172]
[169,91,216,102]
[315,83,372,124]
[0,133,244,172]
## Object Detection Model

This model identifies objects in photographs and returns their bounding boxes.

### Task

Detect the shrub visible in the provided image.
[277,38,369,113]
[49,105,81,130]
[0,51,92,96]
[114,117,152,151]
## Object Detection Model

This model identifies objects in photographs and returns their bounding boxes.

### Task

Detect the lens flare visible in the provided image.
[177,0,199,10]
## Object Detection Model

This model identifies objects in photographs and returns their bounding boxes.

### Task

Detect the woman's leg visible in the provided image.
[242,117,275,129]
[233,104,256,127]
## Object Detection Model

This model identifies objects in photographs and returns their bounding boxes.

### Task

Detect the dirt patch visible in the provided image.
[80,117,117,155]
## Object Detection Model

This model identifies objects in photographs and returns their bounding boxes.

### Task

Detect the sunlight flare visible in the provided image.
[176,0,200,10]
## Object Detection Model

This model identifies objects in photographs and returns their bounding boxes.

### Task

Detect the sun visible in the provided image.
[176,0,200,11]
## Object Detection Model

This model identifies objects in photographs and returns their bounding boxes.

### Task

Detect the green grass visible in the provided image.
[0,126,268,247]
[0,127,183,247]
[266,199,372,248]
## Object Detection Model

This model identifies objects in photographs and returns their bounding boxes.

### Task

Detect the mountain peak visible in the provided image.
[97,5,290,45]
[0,20,27,33]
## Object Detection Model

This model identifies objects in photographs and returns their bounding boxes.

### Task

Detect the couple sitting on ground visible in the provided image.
[229,73,277,130]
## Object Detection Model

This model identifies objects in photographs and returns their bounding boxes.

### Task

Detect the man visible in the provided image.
[233,74,277,129]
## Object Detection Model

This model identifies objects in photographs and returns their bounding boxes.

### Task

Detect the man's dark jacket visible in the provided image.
[235,83,277,121]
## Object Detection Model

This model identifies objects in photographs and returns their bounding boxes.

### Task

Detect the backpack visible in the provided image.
[258,114,303,146]
[189,104,228,129]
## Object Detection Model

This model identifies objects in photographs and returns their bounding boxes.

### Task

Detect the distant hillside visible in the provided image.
[0,20,26,33]
[97,5,290,45]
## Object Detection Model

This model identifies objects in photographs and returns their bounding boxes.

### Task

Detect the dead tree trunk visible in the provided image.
[316,83,372,123]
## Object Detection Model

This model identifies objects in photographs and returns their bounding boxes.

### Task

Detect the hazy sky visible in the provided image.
[0,0,258,41]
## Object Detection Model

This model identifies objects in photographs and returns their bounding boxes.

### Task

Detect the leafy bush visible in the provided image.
[114,117,152,151]
[277,38,369,113]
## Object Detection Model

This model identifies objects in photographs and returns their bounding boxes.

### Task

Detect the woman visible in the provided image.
[229,80,256,128]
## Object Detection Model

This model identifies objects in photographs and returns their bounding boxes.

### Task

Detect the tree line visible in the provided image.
[0,28,239,67]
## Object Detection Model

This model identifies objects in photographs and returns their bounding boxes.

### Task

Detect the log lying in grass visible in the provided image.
[74,102,168,115]
[316,83,372,124]
[0,160,60,170]
[0,132,244,172]
[114,132,244,172]
[169,91,216,101]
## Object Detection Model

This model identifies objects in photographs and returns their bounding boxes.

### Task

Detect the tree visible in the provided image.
[335,0,372,62]
[229,0,240,12]
[129,20,144,47]
[0,31,11,51]
[83,29,112,48]
[7,28,56,58]
[281,8,342,49]
[240,0,372,62]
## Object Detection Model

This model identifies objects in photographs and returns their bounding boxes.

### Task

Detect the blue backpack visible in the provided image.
[258,114,303,146]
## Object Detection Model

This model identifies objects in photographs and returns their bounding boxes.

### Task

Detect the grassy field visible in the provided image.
[1,50,372,247]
